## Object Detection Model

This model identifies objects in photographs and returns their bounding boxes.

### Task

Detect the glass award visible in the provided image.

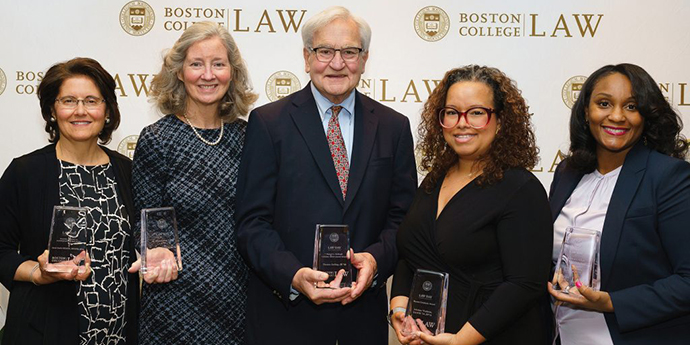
[140,207,182,274]
[312,224,352,288]
[46,206,89,273]
[402,269,449,336]
[554,227,601,291]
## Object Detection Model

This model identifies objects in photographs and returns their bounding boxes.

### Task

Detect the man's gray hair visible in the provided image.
[301,6,372,52]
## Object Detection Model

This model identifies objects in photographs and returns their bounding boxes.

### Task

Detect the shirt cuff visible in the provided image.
[289,285,300,301]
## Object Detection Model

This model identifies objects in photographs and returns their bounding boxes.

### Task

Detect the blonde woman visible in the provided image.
[131,22,257,344]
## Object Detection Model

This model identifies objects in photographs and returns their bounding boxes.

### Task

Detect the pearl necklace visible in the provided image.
[183,113,223,146]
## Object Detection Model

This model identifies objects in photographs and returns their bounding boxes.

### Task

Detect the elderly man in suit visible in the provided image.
[235,6,417,345]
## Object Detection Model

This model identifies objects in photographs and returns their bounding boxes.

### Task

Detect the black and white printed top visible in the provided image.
[58,160,131,345]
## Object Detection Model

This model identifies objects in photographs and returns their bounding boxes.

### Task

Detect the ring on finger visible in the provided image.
[563,285,571,294]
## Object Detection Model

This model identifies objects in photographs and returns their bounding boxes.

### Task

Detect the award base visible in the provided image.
[45,262,88,273]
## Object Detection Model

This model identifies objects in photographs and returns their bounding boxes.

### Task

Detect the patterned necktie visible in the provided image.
[327,105,349,200]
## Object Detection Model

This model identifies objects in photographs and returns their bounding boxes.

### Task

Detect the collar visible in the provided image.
[310,83,356,119]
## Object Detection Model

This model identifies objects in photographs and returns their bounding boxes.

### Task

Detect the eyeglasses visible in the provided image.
[55,96,105,110]
[310,47,363,62]
[438,106,494,129]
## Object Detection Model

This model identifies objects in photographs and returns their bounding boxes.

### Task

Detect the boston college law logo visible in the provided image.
[117,135,139,159]
[0,67,7,96]
[119,1,155,36]
[265,71,301,102]
[561,75,587,109]
[414,6,450,42]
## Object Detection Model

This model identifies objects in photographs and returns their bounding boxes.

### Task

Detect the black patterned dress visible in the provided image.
[132,115,248,344]
[58,161,132,345]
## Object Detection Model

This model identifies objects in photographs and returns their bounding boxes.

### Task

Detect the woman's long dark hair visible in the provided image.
[567,63,688,172]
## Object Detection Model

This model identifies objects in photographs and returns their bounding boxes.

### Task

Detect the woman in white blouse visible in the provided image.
[548,63,690,344]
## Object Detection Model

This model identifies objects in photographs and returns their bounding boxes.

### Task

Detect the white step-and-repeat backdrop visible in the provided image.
[1,1,689,341]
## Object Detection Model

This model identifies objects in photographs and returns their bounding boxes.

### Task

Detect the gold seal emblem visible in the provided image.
[414,6,450,42]
[119,1,155,36]
[265,71,301,102]
[561,76,587,109]
[0,67,6,96]
[117,135,140,159]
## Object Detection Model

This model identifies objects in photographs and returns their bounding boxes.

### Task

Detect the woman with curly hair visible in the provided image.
[390,65,552,345]
[548,64,690,344]
[128,22,257,344]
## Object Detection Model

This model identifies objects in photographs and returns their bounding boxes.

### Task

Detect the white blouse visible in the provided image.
[552,166,622,345]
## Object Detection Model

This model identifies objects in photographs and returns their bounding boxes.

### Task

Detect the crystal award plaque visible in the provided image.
[402,269,449,336]
[46,206,89,273]
[554,227,601,291]
[313,224,352,288]
[140,207,182,274]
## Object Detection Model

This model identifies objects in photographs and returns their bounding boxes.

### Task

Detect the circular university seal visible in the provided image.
[156,218,168,229]
[64,217,76,230]
[414,6,450,42]
[0,67,7,96]
[561,75,587,109]
[119,1,155,36]
[329,232,340,243]
[117,135,139,159]
[422,280,433,292]
[265,71,301,102]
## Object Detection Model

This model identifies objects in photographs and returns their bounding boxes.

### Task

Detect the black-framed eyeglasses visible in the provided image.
[310,47,363,62]
[438,106,494,129]
[55,96,105,110]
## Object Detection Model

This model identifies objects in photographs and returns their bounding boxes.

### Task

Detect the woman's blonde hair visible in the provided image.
[150,21,257,122]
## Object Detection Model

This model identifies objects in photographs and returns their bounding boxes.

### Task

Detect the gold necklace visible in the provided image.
[183,113,223,146]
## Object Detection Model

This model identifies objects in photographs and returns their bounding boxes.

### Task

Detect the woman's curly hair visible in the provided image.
[418,65,539,192]
[567,63,688,172]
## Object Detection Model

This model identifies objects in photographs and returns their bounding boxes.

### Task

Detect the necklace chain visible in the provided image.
[183,113,223,146]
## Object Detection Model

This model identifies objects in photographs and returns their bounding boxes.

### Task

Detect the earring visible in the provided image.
[105,117,111,124]
[643,136,648,146]
[50,117,56,122]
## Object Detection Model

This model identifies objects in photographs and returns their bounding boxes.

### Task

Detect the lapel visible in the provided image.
[600,142,649,289]
[288,84,344,206]
[343,91,378,212]
[550,162,583,223]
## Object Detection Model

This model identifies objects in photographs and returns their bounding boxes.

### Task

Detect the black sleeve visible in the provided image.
[391,257,415,298]
[235,110,303,304]
[0,159,27,290]
[468,177,553,339]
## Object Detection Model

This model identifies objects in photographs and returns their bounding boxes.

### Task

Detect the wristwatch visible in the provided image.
[387,307,407,326]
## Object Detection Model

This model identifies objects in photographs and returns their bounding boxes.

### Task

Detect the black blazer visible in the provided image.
[235,85,417,344]
[0,144,139,345]
[549,142,690,344]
